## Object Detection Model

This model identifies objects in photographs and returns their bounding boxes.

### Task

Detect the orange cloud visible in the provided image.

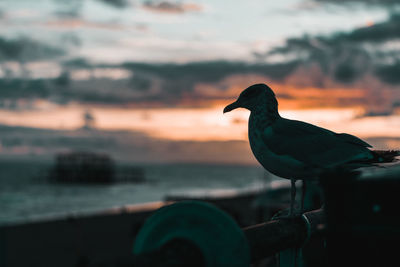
[143,1,203,14]
[194,73,369,110]
[43,19,128,31]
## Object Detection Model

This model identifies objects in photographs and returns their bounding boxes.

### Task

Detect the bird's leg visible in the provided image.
[301,179,306,212]
[290,178,296,217]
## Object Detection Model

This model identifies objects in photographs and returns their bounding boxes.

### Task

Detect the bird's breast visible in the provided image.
[248,115,310,179]
[248,121,274,165]
[248,113,271,158]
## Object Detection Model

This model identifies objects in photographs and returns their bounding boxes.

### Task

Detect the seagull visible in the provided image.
[223,83,399,216]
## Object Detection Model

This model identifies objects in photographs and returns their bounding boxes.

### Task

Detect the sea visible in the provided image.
[0,159,269,225]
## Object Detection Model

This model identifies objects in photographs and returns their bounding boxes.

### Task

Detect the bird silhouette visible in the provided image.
[224,83,398,216]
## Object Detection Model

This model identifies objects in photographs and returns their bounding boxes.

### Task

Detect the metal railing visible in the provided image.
[130,208,325,266]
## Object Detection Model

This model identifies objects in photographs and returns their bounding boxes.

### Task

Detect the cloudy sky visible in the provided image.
[0,0,399,163]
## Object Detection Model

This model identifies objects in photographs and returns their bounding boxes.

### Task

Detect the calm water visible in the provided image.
[0,160,267,225]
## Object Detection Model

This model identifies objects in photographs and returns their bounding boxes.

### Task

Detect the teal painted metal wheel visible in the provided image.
[133,201,250,267]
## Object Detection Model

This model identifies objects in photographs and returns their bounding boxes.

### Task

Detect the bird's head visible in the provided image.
[223,83,278,113]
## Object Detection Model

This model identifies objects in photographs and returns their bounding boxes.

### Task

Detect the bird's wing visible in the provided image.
[335,133,372,148]
[261,118,373,167]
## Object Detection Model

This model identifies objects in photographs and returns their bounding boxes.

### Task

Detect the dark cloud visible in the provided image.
[268,13,400,56]
[53,0,129,11]
[121,60,298,103]
[97,0,130,9]
[0,79,50,100]
[54,71,71,87]
[337,13,400,43]
[0,37,65,62]
[334,62,359,83]
[130,75,152,91]
[53,0,83,17]
[143,1,202,14]
[375,61,400,84]
[361,110,395,117]
[123,60,298,84]
[0,60,299,107]
[63,58,92,68]
[0,71,139,107]
[60,33,82,47]
[249,14,400,116]
[314,0,400,6]
[265,13,400,85]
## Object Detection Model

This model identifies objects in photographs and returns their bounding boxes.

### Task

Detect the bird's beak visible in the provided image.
[223,100,240,113]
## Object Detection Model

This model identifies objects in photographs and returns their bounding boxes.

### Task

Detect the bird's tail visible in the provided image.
[371,150,400,163]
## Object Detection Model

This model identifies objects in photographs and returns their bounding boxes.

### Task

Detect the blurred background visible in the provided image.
[0,0,399,224]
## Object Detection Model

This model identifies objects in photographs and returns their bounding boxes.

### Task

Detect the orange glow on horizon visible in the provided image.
[0,102,399,142]
[1,84,399,143]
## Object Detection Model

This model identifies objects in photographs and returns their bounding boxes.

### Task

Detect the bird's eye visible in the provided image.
[241,89,257,98]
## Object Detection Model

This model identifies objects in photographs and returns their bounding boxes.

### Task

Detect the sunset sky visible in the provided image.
[0,0,399,163]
